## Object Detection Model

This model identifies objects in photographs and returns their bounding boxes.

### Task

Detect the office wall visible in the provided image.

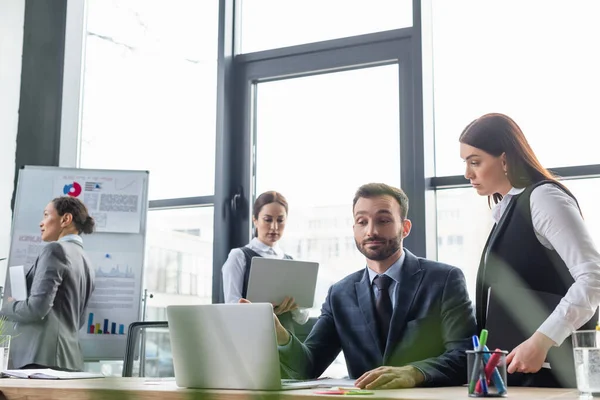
[0,0,25,282]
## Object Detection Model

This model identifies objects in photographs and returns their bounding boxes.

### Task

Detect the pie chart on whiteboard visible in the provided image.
[63,182,82,197]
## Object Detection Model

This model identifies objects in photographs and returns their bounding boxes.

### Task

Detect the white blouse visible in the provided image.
[492,184,600,345]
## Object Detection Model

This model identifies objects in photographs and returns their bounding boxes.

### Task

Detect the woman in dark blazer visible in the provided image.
[1,196,95,371]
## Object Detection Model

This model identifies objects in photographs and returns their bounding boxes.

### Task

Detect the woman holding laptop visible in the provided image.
[222,191,309,331]
[459,113,600,387]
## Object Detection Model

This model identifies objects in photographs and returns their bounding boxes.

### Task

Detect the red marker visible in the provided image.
[475,348,502,393]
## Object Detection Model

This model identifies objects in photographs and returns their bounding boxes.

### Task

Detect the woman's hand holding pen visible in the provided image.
[506,331,555,374]
[272,296,298,316]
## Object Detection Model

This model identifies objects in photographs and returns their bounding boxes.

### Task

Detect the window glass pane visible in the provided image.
[435,179,600,300]
[145,206,214,319]
[240,0,412,53]
[255,65,400,309]
[80,0,218,199]
[254,65,400,378]
[430,1,600,176]
[563,179,600,246]
[435,188,493,299]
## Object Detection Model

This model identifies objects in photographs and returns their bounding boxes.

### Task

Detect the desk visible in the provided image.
[0,378,581,400]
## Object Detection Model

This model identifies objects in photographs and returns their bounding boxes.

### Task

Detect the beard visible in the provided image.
[355,233,402,261]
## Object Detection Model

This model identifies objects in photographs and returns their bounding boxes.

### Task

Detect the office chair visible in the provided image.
[122,321,171,377]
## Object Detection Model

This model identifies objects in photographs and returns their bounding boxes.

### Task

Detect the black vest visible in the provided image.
[476,180,598,387]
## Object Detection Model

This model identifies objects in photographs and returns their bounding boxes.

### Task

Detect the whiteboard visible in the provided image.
[3,166,149,361]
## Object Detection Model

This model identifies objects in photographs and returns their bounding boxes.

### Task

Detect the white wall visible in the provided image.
[0,0,25,284]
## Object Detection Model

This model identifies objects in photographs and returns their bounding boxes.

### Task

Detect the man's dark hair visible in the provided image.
[352,183,409,220]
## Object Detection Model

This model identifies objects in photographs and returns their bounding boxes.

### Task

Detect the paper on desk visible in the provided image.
[2,368,104,380]
[9,265,27,301]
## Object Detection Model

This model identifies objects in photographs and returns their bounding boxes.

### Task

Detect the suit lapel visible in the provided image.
[384,250,424,361]
[25,263,37,279]
[355,271,383,355]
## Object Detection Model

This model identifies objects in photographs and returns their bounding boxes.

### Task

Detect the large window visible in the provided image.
[253,65,401,314]
[80,0,219,200]
[435,188,493,297]
[78,1,218,323]
[428,1,600,295]
[429,0,600,176]
[435,179,600,299]
[145,207,214,317]
[240,0,412,53]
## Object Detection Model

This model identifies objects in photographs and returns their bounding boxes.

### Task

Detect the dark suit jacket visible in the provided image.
[279,250,476,386]
[1,240,95,371]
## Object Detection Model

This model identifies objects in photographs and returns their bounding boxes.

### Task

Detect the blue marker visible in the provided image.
[479,370,488,395]
[472,335,479,350]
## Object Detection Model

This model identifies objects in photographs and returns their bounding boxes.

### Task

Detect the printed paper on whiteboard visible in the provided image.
[53,174,144,233]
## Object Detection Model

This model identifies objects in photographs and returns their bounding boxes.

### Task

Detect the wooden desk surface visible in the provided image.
[0,377,582,400]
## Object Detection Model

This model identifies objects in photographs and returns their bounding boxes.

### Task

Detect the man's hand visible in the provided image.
[506,331,555,374]
[238,298,290,345]
[354,366,425,389]
[273,296,298,316]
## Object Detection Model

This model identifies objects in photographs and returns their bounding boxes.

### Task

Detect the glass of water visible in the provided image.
[0,335,10,371]
[572,330,600,397]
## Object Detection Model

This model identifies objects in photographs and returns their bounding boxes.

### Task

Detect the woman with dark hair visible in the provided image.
[1,196,96,371]
[459,113,600,387]
[222,191,309,331]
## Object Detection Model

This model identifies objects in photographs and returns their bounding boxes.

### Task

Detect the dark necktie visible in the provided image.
[373,274,393,349]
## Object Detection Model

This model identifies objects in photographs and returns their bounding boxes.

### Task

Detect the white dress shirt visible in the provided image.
[58,233,83,245]
[221,237,309,325]
[492,184,600,345]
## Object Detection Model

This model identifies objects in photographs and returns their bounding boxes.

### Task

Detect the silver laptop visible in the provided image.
[167,303,325,390]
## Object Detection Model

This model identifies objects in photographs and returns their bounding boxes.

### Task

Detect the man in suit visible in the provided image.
[275,183,477,388]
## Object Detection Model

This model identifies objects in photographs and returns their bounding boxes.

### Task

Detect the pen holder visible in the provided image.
[466,349,508,397]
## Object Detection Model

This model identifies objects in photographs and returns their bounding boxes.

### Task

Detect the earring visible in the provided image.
[504,171,508,176]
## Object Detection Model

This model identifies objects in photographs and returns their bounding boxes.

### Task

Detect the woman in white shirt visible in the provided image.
[222,191,309,332]
[459,113,600,387]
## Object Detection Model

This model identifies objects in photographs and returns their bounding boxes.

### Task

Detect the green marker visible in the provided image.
[345,390,374,395]
[468,329,488,394]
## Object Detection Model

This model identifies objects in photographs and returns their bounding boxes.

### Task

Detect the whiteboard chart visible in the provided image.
[4,166,149,361]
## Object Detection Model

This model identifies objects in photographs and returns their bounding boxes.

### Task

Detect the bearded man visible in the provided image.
[275,183,477,389]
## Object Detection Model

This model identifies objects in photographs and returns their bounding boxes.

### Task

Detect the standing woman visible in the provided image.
[222,191,309,331]
[1,196,96,371]
[459,113,600,387]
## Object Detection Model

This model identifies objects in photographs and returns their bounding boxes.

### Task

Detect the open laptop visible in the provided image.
[167,303,333,390]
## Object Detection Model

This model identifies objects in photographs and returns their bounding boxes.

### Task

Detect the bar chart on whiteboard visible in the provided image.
[86,312,126,335]
[81,251,142,342]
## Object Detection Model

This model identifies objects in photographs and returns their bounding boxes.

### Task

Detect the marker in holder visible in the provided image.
[466,349,508,397]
